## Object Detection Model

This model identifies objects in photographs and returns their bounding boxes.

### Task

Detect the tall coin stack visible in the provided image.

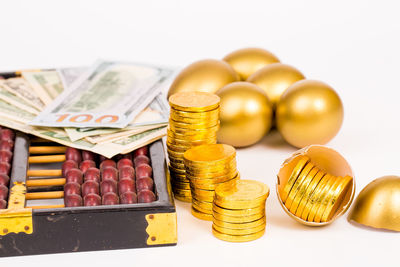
[183,144,240,220]
[167,92,220,202]
[212,180,269,242]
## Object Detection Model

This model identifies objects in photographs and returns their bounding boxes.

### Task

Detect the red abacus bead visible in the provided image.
[0,185,8,200]
[136,164,152,179]
[0,162,10,175]
[64,194,82,207]
[134,146,148,157]
[62,160,78,177]
[121,153,132,161]
[134,155,150,168]
[84,193,101,206]
[0,140,13,152]
[65,147,82,163]
[0,150,12,163]
[118,178,135,195]
[100,159,116,171]
[102,167,118,182]
[1,129,15,141]
[138,190,156,203]
[0,174,9,186]
[100,179,117,195]
[64,182,81,196]
[0,199,6,209]
[82,181,99,196]
[117,158,133,169]
[120,191,137,204]
[119,166,135,180]
[136,177,154,191]
[82,150,96,161]
[80,160,96,174]
[84,168,100,183]
[65,168,83,184]
[102,192,119,205]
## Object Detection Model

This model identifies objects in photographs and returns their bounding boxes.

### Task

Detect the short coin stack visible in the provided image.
[167,92,220,202]
[183,144,239,220]
[281,155,353,223]
[212,180,269,242]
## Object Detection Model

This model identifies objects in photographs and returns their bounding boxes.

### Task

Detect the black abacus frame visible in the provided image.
[0,132,177,257]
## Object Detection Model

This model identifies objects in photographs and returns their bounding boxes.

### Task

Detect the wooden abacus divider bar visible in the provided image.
[29,146,67,154]
[26,191,64,200]
[28,155,66,164]
[27,169,62,177]
[26,178,66,187]
[26,204,65,209]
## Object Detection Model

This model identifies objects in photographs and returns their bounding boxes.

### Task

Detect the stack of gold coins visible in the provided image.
[183,144,240,220]
[281,155,353,223]
[212,180,269,242]
[167,92,220,202]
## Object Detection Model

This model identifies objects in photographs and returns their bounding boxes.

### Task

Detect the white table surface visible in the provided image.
[1,1,399,266]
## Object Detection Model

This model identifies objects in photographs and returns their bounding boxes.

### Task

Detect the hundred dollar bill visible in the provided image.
[57,67,88,88]
[0,97,36,124]
[64,92,170,141]
[2,77,45,111]
[0,81,40,115]
[31,61,173,128]
[0,115,166,158]
[22,71,64,105]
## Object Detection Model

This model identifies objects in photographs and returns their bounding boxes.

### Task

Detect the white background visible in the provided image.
[1,0,400,266]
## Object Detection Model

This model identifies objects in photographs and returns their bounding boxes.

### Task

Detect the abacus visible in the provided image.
[0,131,177,257]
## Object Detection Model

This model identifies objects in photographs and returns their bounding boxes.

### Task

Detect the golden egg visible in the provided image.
[276,80,344,148]
[223,47,280,80]
[247,63,305,106]
[348,176,400,232]
[167,59,239,98]
[216,82,273,147]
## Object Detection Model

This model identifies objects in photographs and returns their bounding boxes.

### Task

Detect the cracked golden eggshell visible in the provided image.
[247,63,305,106]
[167,59,239,98]
[223,47,280,80]
[276,80,344,148]
[277,145,355,226]
[216,82,273,147]
[348,176,400,232]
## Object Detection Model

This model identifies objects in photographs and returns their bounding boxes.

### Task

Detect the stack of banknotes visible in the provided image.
[0,61,174,158]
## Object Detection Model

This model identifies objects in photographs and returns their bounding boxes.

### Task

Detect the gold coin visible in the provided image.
[213,210,264,223]
[305,175,335,222]
[169,119,219,129]
[171,181,191,190]
[193,175,240,190]
[167,149,185,159]
[212,227,265,242]
[169,161,185,170]
[169,91,220,112]
[192,202,213,214]
[190,187,215,197]
[170,113,220,124]
[300,174,331,220]
[314,176,343,223]
[213,216,266,229]
[192,198,213,211]
[167,133,218,143]
[214,180,269,209]
[285,163,315,210]
[186,168,238,180]
[212,203,265,217]
[321,175,353,222]
[174,194,192,202]
[168,124,220,135]
[312,175,338,223]
[191,206,213,221]
[173,188,192,197]
[168,164,185,173]
[281,156,310,202]
[188,172,239,185]
[166,143,191,153]
[170,174,188,183]
[167,136,216,147]
[184,160,237,174]
[168,156,185,165]
[184,144,235,163]
[212,223,265,236]
[170,107,220,119]
[289,167,319,214]
[191,194,214,203]
[295,170,326,217]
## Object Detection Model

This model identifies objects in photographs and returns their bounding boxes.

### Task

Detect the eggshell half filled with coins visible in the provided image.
[276,145,355,226]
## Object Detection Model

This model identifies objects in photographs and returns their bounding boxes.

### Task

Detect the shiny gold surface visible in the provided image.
[212,226,265,242]
[184,144,235,163]
[223,47,279,80]
[169,91,220,112]
[276,80,344,148]
[348,176,400,232]
[145,213,177,245]
[216,82,273,147]
[281,156,309,202]
[247,63,305,106]
[167,59,239,98]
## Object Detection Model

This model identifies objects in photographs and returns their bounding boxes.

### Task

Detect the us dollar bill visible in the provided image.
[1,77,45,110]
[22,71,64,105]
[0,82,40,115]
[31,61,173,128]
[57,67,88,88]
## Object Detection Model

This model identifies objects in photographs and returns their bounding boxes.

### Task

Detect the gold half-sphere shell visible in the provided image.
[216,82,273,147]
[223,47,279,80]
[276,80,344,148]
[348,176,400,232]
[277,145,355,226]
[167,59,239,98]
[247,63,305,106]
